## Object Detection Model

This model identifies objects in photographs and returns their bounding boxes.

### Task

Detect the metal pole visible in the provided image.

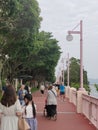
[67,20,84,90]
[62,59,64,85]
[63,62,64,85]
[80,20,83,89]
[67,53,70,86]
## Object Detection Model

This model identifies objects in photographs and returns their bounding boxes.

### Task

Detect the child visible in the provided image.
[23,94,37,130]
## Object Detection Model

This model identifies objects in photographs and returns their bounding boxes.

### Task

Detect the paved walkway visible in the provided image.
[33,90,96,130]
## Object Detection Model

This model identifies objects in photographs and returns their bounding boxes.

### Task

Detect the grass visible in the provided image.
[31,87,39,93]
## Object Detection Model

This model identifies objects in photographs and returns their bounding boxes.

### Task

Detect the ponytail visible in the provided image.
[32,101,36,118]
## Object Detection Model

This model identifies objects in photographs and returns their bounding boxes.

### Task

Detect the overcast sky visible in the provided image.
[37,0,98,79]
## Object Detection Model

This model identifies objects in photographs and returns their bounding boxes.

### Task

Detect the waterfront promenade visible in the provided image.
[33,90,96,130]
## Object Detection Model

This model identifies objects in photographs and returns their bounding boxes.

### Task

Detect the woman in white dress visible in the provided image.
[0,85,22,130]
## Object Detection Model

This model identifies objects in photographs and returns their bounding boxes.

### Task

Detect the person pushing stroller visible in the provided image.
[45,85,57,120]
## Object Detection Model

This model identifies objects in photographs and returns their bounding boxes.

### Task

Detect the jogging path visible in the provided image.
[33,90,96,130]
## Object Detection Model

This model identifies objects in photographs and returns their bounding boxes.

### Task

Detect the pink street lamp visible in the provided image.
[66,20,84,90]
[61,58,65,85]
[66,53,70,87]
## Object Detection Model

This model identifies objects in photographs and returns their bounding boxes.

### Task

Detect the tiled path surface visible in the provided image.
[33,90,96,130]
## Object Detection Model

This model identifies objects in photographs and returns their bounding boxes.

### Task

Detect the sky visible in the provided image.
[37,0,98,79]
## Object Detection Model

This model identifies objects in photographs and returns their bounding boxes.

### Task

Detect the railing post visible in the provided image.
[77,90,88,113]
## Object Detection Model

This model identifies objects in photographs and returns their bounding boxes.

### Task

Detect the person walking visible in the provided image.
[46,85,57,120]
[0,85,22,130]
[17,84,28,106]
[23,93,37,130]
[1,81,9,96]
[25,85,31,94]
[59,83,66,101]
[40,83,45,95]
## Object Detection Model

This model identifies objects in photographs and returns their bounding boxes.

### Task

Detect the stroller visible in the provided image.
[43,99,57,120]
[43,99,47,117]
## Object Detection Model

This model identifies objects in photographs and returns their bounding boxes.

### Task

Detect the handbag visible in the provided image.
[18,117,30,130]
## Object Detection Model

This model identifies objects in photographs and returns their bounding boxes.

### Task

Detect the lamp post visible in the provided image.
[58,67,62,84]
[66,53,70,87]
[66,20,84,90]
[61,58,65,85]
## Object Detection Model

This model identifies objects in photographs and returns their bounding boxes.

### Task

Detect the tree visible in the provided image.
[94,84,98,91]
[23,31,61,83]
[0,0,61,84]
[64,57,90,91]
[0,0,42,82]
[0,0,20,37]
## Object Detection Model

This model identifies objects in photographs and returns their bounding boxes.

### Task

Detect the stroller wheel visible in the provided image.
[43,109,47,117]
[52,114,57,121]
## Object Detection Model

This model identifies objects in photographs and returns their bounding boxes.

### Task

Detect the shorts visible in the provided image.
[60,92,65,95]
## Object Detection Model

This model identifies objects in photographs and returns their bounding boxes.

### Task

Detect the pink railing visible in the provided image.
[68,88,98,129]
[82,94,98,129]
[67,87,98,129]
[71,89,77,106]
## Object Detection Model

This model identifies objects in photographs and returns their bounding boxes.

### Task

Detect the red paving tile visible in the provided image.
[33,90,96,130]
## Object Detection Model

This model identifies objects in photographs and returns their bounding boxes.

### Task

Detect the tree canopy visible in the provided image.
[0,0,61,84]
[64,57,90,91]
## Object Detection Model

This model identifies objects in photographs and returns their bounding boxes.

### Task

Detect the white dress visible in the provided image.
[0,99,22,130]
